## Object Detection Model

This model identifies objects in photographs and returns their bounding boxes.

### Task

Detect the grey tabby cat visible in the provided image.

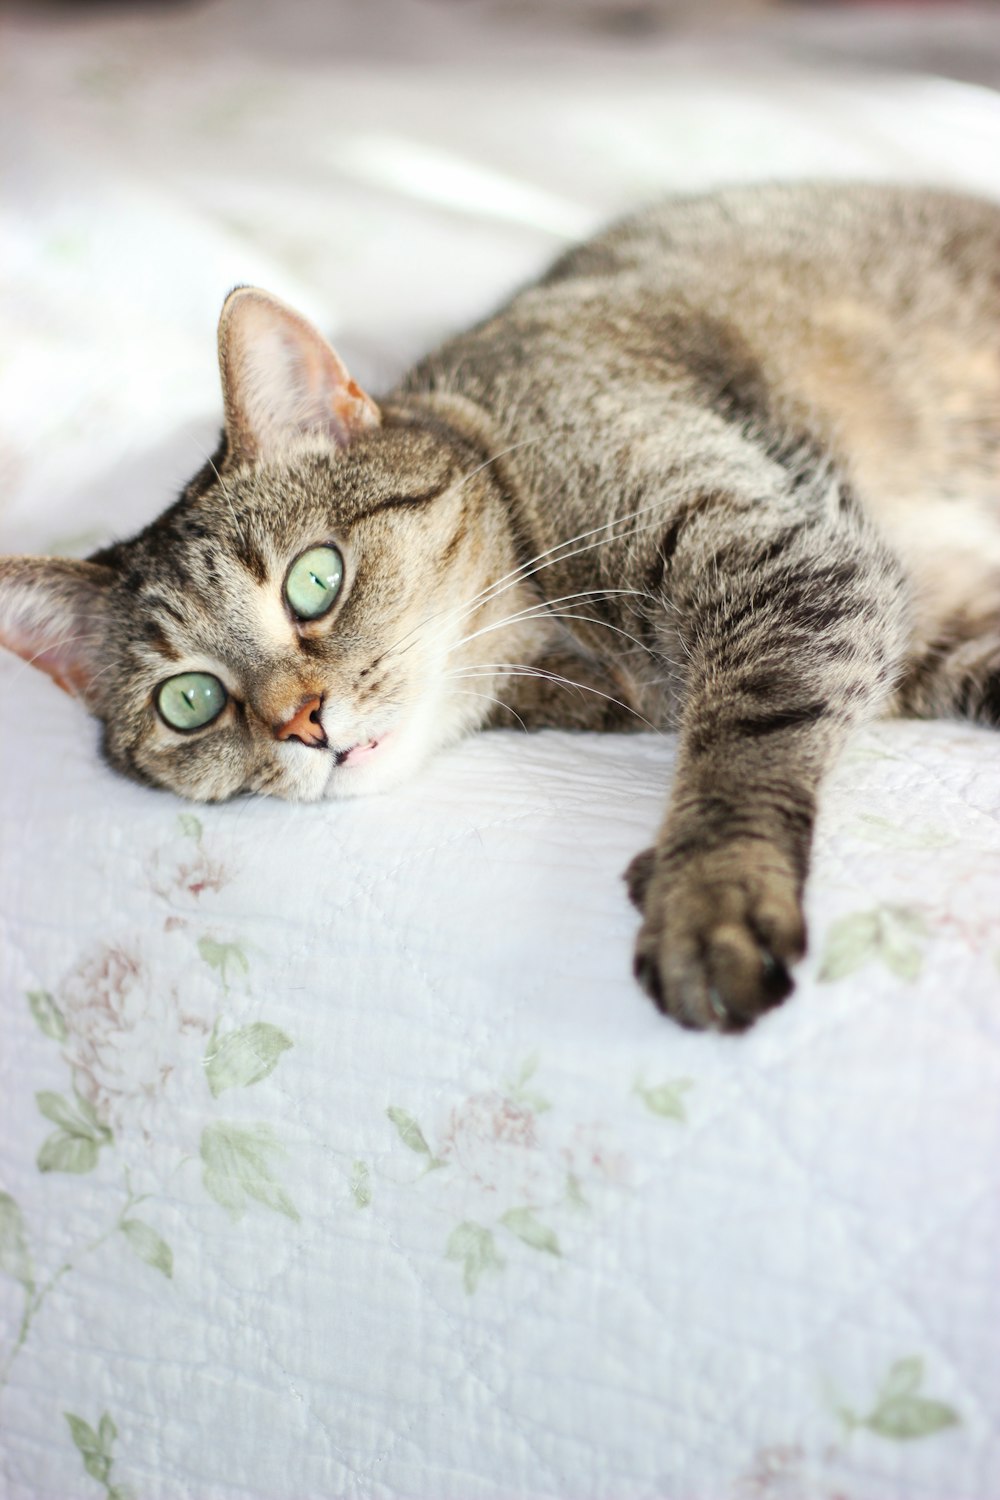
[2,183,999,1029]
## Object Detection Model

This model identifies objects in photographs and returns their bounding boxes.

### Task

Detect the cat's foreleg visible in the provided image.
[631,496,909,1029]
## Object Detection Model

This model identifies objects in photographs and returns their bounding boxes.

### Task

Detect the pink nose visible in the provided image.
[275,696,327,748]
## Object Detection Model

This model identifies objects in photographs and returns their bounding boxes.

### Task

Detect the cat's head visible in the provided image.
[0,289,541,802]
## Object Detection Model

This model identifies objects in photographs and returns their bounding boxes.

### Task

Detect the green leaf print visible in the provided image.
[120,1219,174,1279]
[197,936,250,990]
[204,1022,293,1097]
[879,1356,923,1402]
[74,1093,110,1136]
[65,1409,129,1497]
[818,911,879,981]
[2,1176,158,1397]
[515,1053,540,1085]
[564,1172,588,1210]
[35,1092,112,1174]
[500,1207,561,1256]
[387,1107,433,1157]
[0,1193,33,1289]
[36,1091,77,1131]
[839,1355,960,1442]
[866,1397,959,1440]
[177,813,203,841]
[351,1161,372,1208]
[446,1222,504,1293]
[26,989,67,1042]
[200,1121,300,1223]
[36,1091,111,1142]
[634,1076,692,1121]
[818,906,927,984]
[65,1412,111,1484]
[852,814,954,852]
[37,1134,100,1174]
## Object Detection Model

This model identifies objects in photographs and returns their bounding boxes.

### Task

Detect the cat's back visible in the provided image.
[414,181,1000,515]
[541,180,997,309]
[403,181,1000,660]
[417,182,999,407]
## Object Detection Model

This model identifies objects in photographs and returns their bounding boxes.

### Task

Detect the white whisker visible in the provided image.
[383,500,672,670]
[452,687,528,733]
[449,587,653,654]
[449,503,671,629]
[446,662,659,731]
[378,496,677,679]
[450,436,543,495]
[196,440,246,550]
[516,609,656,656]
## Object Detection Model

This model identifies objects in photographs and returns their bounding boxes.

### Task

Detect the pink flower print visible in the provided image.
[562,1122,632,1189]
[438,1090,563,1211]
[58,942,207,1135]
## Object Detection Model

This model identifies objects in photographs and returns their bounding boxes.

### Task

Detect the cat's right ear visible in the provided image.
[217,287,381,465]
[0,557,114,702]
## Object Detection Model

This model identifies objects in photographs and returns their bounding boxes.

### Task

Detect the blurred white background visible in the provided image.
[2,0,999,556]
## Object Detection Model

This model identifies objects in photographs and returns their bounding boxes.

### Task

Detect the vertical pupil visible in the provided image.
[287,546,341,618]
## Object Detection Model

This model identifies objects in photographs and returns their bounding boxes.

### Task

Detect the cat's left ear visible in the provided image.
[218,287,381,464]
[0,557,115,702]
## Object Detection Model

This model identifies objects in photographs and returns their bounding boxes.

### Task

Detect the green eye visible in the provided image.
[156,672,227,732]
[285,545,344,620]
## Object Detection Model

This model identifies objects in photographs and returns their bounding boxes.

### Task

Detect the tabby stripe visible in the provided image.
[685,700,829,754]
[233,536,269,584]
[439,503,471,568]
[660,819,813,867]
[142,593,187,625]
[359,479,453,519]
[728,702,827,738]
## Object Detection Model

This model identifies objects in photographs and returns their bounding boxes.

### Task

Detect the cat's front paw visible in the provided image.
[629,843,806,1030]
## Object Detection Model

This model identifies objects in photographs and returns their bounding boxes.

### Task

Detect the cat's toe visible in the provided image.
[632,850,806,1030]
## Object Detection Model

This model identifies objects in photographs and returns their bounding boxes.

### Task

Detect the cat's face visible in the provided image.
[91,431,526,803]
[0,290,541,802]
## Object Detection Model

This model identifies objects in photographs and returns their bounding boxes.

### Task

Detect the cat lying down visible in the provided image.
[2,182,998,1030]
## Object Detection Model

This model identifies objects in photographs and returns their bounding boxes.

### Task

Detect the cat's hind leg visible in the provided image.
[632,487,909,1029]
[894,625,1000,727]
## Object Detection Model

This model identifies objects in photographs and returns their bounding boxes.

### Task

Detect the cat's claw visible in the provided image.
[629,846,805,1030]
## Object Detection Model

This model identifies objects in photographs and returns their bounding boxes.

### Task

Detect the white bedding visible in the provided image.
[1,5,999,1497]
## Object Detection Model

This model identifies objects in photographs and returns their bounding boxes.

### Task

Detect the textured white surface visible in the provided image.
[1,6,999,1498]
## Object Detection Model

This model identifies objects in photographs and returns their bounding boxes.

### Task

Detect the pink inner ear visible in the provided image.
[220,287,381,459]
[32,646,91,697]
[3,624,93,698]
[264,302,380,447]
[1,615,95,696]
[329,374,380,448]
[0,556,112,701]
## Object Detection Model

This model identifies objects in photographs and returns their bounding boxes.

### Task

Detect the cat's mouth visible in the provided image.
[333,735,387,768]
[322,729,402,799]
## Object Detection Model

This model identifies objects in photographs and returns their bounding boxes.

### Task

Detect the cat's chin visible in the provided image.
[318,687,484,800]
[321,729,421,799]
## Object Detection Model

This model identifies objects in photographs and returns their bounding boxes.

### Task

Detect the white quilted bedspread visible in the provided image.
[1,5,999,1497]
